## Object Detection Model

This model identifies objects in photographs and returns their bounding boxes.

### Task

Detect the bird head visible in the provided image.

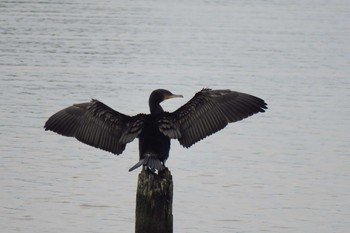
[151,89,183,103]
[149,89,183,114]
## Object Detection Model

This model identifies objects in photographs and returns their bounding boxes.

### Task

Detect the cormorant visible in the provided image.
[44,88,267,172]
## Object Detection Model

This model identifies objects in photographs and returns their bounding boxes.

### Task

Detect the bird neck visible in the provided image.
[149,101,164,114]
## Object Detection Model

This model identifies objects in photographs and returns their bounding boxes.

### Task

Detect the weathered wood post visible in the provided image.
[135,168,173,233]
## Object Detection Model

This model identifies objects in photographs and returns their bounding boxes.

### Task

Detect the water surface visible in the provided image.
[1,1,349,232]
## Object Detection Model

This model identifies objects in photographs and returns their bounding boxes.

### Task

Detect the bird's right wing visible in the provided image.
[44,99,145,155]
[158,88,267,148]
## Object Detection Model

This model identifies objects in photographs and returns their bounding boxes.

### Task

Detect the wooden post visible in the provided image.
[135,168,173,233]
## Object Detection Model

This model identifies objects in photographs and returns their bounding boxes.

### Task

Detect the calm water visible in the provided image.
[1,0,350,232]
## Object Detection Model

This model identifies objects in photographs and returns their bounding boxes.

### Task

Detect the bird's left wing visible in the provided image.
[158,88,267,148]
[44,99,145,155]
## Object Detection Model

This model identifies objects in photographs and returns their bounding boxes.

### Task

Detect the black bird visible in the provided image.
[44,88,267,172]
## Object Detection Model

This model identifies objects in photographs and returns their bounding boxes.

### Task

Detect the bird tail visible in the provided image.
[128,154,165,172]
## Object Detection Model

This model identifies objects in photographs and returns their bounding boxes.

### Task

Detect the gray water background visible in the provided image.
[1,0,349,232]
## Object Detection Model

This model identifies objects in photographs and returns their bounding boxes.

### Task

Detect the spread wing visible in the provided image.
[158,88,267,148]
[44,99,145,155]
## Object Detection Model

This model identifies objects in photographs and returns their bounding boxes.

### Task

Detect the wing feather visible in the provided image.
[44,99,145,155]
[158,88,267,148]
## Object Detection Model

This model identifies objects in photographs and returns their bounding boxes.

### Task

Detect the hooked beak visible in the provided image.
[165,94,183,99]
